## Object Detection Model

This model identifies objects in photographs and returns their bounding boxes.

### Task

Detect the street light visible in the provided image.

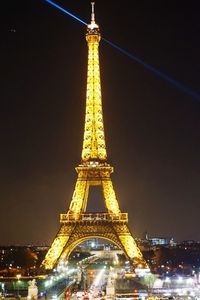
[16,274,21,298]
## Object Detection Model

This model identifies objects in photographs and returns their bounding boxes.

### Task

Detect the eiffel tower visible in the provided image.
[41,2,148,270]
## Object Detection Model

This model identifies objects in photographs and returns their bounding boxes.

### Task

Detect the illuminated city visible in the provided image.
[1,1,200,300]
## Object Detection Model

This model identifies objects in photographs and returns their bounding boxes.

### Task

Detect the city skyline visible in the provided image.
[1,1,200,245]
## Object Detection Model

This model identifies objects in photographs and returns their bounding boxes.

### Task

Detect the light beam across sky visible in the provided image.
[44,0,200,102]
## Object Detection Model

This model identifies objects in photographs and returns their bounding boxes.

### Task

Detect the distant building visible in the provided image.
[178,240,200,250]
[148,236,176,247]
[150,237,169,246]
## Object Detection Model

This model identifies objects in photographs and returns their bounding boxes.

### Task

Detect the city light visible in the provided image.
[92,268,105,288]
[16,274,21,280]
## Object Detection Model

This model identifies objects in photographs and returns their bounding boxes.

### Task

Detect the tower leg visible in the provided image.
[69,180,88,214]
[41,224,75,270]
[102,179,120,214]
[114,224,148,267]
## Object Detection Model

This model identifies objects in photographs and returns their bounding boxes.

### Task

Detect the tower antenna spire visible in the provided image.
[91,1,95,23]
[88,1,99,30]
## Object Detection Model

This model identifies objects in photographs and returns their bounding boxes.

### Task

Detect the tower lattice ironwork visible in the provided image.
[41,2,148,270]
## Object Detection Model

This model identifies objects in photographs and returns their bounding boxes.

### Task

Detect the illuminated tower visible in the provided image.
[41,2,147,270]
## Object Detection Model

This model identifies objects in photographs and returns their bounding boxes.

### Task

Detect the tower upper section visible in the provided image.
[81,2,107,163]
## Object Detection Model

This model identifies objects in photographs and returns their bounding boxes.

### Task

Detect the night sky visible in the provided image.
[1,1,200,245]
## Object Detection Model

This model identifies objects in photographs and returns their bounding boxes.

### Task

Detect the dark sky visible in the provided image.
[1,1,200,245]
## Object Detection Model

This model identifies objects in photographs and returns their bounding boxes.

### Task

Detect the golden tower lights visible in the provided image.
[41,2,148,271]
